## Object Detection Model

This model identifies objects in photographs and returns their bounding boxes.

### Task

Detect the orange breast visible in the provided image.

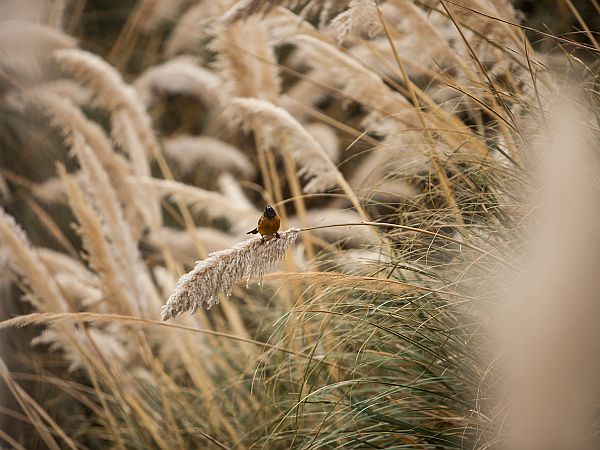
[257,215,281,236]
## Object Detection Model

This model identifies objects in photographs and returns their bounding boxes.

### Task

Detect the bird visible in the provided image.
[247,205,280,242]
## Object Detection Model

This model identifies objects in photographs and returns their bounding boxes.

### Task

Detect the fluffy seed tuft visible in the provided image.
[161,228,299,320]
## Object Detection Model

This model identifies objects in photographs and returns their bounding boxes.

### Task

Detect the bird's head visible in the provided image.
[264,205,277,219]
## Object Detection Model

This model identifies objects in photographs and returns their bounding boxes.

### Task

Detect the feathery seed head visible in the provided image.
[161,228,299,320]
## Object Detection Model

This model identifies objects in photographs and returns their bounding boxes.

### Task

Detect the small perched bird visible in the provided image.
[247,205,280,242]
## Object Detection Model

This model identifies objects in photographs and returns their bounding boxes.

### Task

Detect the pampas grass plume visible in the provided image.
[161,228,299,320]
[227,97,340,193]
[135,57,222,109]
[163,135,255,177]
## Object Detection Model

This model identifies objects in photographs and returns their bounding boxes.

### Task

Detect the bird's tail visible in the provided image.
[247,228,258,235]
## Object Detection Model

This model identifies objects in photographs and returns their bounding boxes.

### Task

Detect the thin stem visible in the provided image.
[298,221,509,267]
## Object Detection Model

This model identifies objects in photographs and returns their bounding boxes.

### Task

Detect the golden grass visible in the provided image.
[0,0,598,448]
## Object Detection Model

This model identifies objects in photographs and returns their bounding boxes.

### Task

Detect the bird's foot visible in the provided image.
[275,232,280,240]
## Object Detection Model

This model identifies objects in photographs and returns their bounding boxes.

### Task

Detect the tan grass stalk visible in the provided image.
[0,427,26,450]
[282,149,315,259]
[163,135,254,177]
[135,57,222,109]
[135,0,188,33]
[0,170,9,201]
[562,0,600,51]
[289,208,380,247]
[261,271,446,294]
[0,356,76,450]
[161,228,300,320]
[24,197,79,258]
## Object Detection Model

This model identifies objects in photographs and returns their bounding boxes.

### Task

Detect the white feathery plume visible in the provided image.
[150,227,238,263]
[135,57,222,109]
[212,18,280,101]
[0,207,69,313]
[305,122,340,163]
[137,177,258,222]
[279,71,333,120]
[69,133,139,270]
[38,248,98,286]
[263,6,322,44]
[32,326,130,372]
[53,273,103,309]
[54,48,162,161]
[33,91,155,234]
[36,79,93,106]
[0,208,129,379]
[290,34,418,129]
[68,135,161,317]
[163,135,255,177]
[110,109,162,232]
[226,97,341,193]
[30,175,70,205]
[161,228,300,320]
[328,0,381,43]
[217,173,256,210]
[153,266,177,300]
[164,1,225,57]
[59,165,139,315]
[219,0,284,24]
[0,20,76,85]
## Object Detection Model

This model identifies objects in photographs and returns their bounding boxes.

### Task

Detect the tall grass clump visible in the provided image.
[0,0,599,449]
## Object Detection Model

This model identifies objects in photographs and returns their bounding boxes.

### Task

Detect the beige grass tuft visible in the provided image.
[163,135,255,177]
[0,20,76,85]
[161,228,299,320]
[226,97,340,193]
[0,207,69,313]
[135,57,222,109]
[54,48,162,162]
